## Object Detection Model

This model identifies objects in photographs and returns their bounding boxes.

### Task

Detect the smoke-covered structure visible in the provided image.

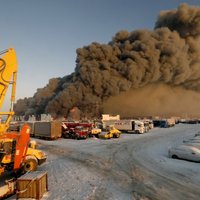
[14,4,200,118]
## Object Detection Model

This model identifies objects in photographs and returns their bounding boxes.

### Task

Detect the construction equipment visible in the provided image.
[98,125,121,139]
[91,128,102,137]
[0,48,46,198]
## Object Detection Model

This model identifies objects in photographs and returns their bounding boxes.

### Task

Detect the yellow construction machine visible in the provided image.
[0,48,46,198]
[98,125,121,139]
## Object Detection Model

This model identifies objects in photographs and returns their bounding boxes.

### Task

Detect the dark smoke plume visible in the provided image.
[14,3,200,118]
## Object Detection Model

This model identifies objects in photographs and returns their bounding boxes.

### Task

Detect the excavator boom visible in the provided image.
[0,48,47,199]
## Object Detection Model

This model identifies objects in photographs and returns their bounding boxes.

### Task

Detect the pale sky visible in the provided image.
[0,0,200,110]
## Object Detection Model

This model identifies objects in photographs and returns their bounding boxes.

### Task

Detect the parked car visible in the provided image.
[168,145,200,162]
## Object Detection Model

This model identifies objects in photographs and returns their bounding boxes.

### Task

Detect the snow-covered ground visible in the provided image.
[8,124,200,200]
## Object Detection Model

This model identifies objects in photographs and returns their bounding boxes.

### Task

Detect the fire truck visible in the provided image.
[62,121,93,139]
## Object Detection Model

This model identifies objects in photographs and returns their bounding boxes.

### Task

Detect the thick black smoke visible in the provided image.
[14,4,200,118]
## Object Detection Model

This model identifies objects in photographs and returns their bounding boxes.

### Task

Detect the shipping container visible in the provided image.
[34,121,62,139]
[16,171,48,200]
[27,121,35,136]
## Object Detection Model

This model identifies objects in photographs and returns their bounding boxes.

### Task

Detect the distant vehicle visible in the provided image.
[141,119,154,132]
[98,125,121,139]
[153,119,175,128]
[145,119,154,129]
[91,128,102,136]
[62,121,93,139]
[104,120,145,134]
[185,119,199,124]
[73,126,90,139]
[168,145,200,162]
[63,126,89,139]
[98,131,113,139]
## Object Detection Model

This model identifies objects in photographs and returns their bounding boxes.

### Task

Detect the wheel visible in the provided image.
[113,134,120,138]
[172,155,178,159]
[23,155,38,172]
[62,131,70,138]
[135,130,140,134]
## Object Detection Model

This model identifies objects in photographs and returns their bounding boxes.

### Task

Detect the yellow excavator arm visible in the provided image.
[0,48,17,134]
[0,48,47,199]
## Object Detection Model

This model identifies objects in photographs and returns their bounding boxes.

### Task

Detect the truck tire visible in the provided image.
[172,155,178,159]
[113,134,120,138]
[23,155,38,172]
[135,130,140,134]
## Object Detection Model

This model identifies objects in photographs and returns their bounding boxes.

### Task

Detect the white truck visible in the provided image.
[141,119,154,132]
[103,119,145,134]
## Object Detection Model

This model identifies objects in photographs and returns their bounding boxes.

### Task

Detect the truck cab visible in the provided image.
[134,120,145,134]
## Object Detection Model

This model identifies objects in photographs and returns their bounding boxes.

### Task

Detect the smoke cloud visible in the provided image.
[14,3,200,118]
[103,83,200,118]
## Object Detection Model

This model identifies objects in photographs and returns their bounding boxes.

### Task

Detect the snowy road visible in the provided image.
[9,124,200,200]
